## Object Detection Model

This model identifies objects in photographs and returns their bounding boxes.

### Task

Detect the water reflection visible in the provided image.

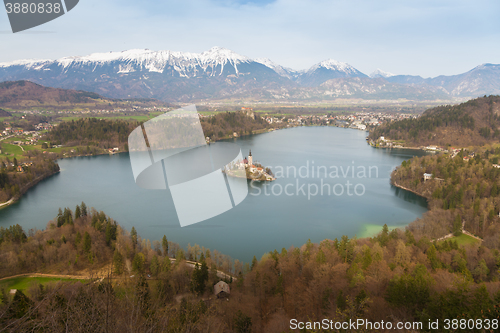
[391,185,428,208]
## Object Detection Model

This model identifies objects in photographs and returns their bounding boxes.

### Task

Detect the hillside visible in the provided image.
[43,118,138,150]
[391,147,500,239]
[0,109,12,117]
[0,81,105,106]
[1,204,500,332]
[0,80,167,111]
[199,110,283,140]
[369,95,500,147]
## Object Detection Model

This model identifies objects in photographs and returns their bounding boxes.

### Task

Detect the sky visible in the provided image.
[0,0,499,77]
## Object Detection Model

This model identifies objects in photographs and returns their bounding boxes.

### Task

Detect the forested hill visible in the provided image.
[43,111,280,152]
[2,204,500,331]
[369,95,500,147]
[0,81,105,106]
[0,80,167,110]
[200,110,281,140]
[0,109,11,117]
[44,118,138,150]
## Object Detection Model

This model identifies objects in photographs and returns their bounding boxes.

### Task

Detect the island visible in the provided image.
[223,149,275,181]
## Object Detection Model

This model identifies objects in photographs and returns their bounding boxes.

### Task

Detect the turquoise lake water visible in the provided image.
[0,126,428,263]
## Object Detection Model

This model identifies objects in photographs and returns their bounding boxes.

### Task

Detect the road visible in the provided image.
[0,259,237,283]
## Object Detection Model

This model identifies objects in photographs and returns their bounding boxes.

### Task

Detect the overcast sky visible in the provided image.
[1,0,499,77]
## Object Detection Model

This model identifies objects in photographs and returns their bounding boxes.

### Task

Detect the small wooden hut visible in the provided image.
[214,281,230,298]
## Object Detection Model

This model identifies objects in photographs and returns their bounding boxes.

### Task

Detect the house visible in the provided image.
[214,281,230,298]
[423,173,432,181]
[16,165,23,173]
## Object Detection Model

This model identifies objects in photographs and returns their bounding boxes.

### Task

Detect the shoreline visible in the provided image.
[0,169,60,210]
[391,181,430,201]
[0,126,415,212]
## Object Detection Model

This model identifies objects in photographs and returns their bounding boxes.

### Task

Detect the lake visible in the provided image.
[0,126,428,263]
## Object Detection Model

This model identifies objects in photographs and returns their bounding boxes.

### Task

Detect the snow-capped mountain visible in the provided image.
[254,58,302,80]
[0,47,294,101]
[0,47,255,78]
[296,59,367,87]
[0,47,499,102]
[369,69,395,78]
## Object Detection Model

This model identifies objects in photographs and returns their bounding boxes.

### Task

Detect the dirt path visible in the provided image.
[171,258,236,281]
[0,260,236,283]
[0,197,15,208]
[0,272,88,282]
[433,221,482,243]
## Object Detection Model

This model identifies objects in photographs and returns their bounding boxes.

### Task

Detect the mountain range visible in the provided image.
[0,47,499,103]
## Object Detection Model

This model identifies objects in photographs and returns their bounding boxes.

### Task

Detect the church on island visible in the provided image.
[231,150,275,181]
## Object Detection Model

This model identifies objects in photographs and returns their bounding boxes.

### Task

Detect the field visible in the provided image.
[0,276,86,302]
[0,143,24,158]
[440,233,481,246]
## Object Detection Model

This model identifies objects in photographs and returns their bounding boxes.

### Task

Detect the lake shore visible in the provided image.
[391,181,430,200]
[0,169,60,210]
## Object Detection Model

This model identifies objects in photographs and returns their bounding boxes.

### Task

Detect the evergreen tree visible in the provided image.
[83,231,91,253]
[161,256,171,274]
[251,255,258,270]
[453,214,462,236]
[113,249,124,275]
[80,201,87,217]
[156,278,174,305]
[191,260,209,295]
[378,224,390,246]
[162,235,168,257]
[130,227,138,252]
[234,310,252,333]
[470,284,493,318]
[385,264,432,316]
[132,252,145,274]
[473,259,490,282]
[57,208,64,227]
[176,249,185,261]
[75,231,82,245]
[338,235,354,263]
[427,244,440,270]
[7,290,33,319]
[75,205,81,220]
[105,222,113,246]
